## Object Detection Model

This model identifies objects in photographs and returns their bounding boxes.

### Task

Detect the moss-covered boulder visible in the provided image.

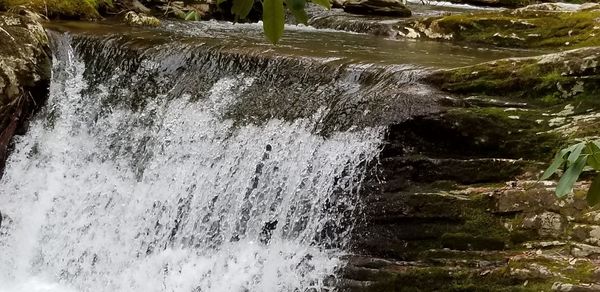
[427,46,600,103]
[0,0,103,19]
[0,10,51,174]
[396,8,600,49]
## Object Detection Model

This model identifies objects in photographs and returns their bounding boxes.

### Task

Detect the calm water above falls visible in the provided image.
[0,20,533,292]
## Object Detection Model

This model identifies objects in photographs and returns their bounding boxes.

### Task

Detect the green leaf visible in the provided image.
[556,155,588,198]
[290,7,309,24]
[289,0,306,10]
[541,149,567,180]
[287,0,308,24]
[231,0,255,20]
[263,0,285,44]
[185,11,199,21]
[586,141,600,170]
[310,0,331,9]
[567,142,585,163]
[587,174,600,206]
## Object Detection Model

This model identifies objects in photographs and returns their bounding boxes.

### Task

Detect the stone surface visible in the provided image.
[123,11,160,26]
[396,9,600,49]
[343,0,411,17]
[427,46,600,102]
[347,44,600,290]
[515,3,580,12]
[0,10,51,175]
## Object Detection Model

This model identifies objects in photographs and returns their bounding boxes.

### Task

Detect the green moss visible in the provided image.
[0,0,104,19]
[508,256,597,284]
[405,10,600,49]
[428,47,600,107]
[352,265,555,292]
[441,232,506,250]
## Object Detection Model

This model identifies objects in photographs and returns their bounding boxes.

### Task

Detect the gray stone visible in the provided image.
[123,11,161,26]
[522,211,565,238]
[0,10,51,174]
[515,3,579,12]
[570,243,600,258]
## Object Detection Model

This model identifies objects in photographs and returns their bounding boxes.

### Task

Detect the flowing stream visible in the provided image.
[0,19,533,292]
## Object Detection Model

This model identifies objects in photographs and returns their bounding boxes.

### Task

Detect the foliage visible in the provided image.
[184,10,201,21]
[226,0,330,43]
[542,140,600,206]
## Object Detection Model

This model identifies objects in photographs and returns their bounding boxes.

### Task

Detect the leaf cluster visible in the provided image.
[185,0,331,43]
[542,140,600,206]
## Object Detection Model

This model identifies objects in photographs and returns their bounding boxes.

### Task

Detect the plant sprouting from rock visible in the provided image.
[542,140,600,206]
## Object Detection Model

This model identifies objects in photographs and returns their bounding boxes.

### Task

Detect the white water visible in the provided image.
[0,35,383,291]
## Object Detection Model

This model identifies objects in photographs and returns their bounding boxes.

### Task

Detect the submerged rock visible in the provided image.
[343,0,411,17]
[0,10,51,174]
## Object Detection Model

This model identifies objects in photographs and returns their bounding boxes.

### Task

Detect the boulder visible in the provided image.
[0,10,51,175]
[579,3,600,11]
[123,11,160,26]
[397,9,600,49]
[343,0,411,17]
[515,2,579,12]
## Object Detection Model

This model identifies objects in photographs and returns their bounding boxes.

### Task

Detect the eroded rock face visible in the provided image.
[343,0,411,17]
[345,48,600,291]
[0,10,51,174]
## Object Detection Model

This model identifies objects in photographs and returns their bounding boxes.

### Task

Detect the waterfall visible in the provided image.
[0,31,385,292]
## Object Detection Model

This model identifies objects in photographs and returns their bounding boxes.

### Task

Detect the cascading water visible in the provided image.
[0,29,387,291]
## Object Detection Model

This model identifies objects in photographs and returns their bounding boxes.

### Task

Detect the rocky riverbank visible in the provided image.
[0,9,50,175]
[346,46,600,291]
[2,0,600,291]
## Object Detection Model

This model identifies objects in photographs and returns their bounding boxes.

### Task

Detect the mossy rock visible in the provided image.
[0,0,102,19]
[384,106,562,161]
[0,11,51,173]
[397,9,600,49]
[427,46,600,104]
[447,0,533,8]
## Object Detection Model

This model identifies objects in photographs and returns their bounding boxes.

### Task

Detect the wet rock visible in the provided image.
[579,3,600,11]
[447,0,529,8]
[343,0,411,17]
[553,282,600,292]
[522,211,566,238]
[571,243,600,257]
[572,224,600,247]
[0,11,51,175]
[123,11,160,26]
[427,47,600,101]
[515,3,579,12]
[397,9,600,48]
